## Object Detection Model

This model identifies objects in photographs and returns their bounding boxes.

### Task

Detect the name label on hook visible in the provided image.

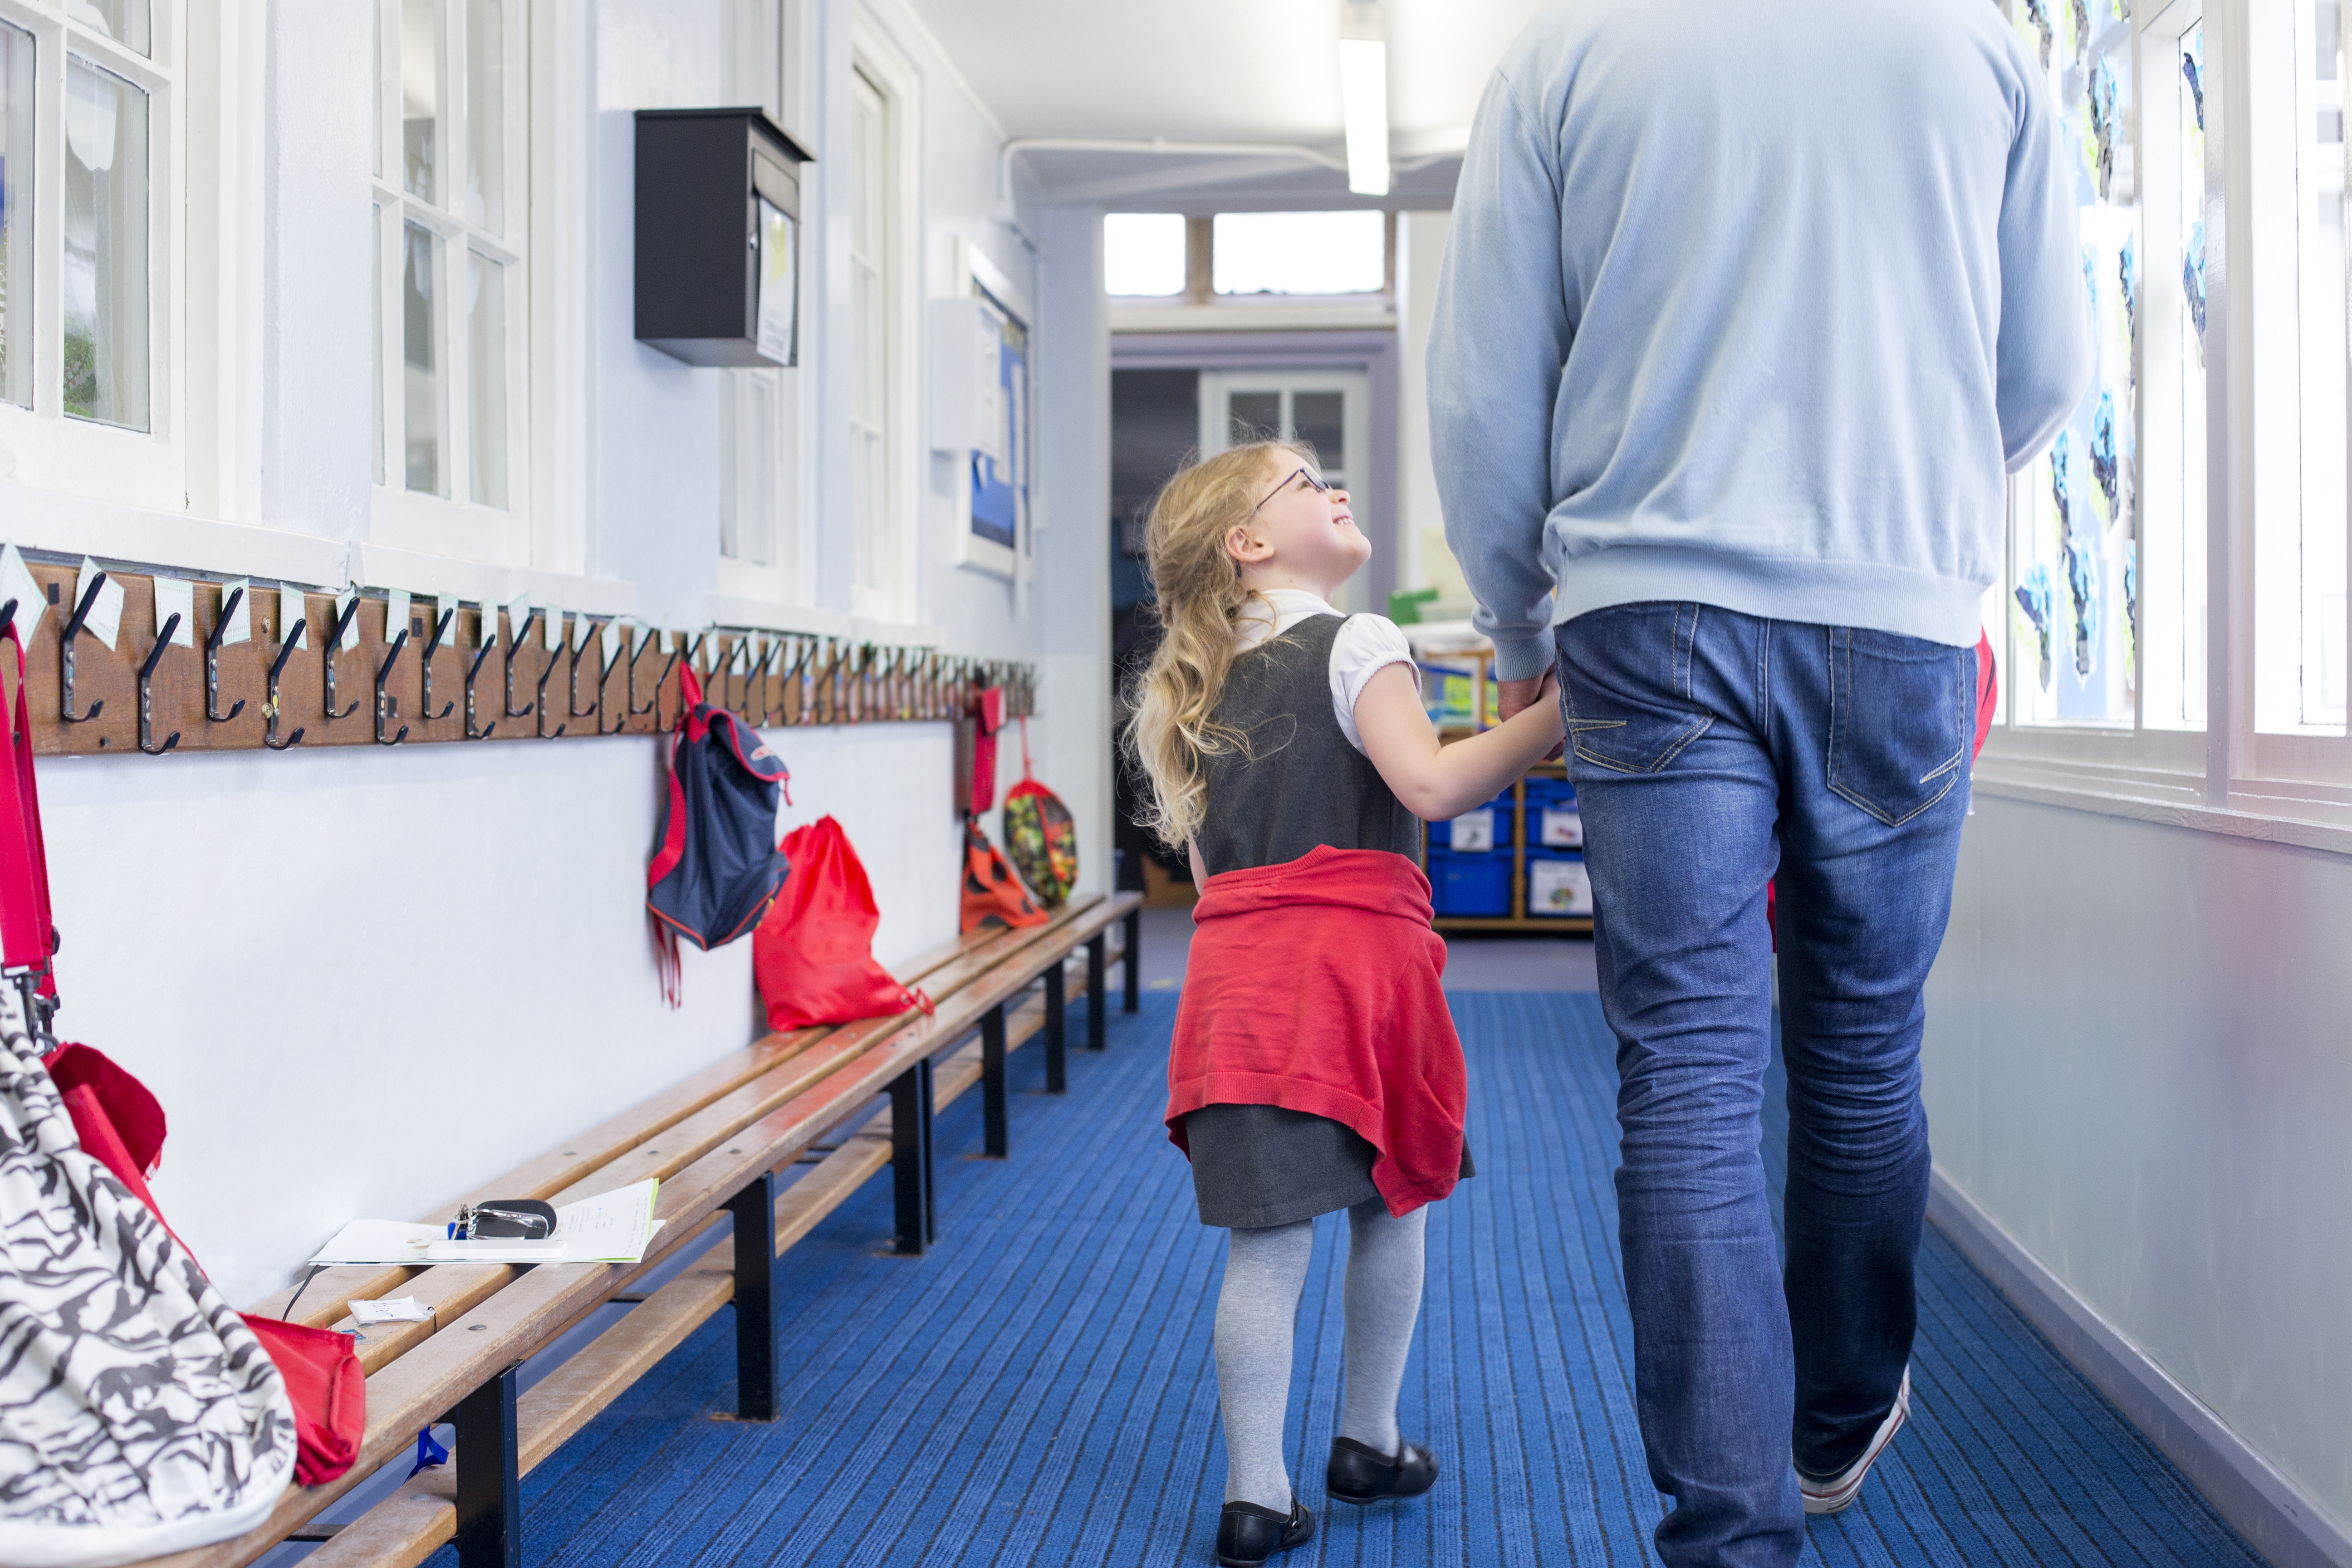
[73,558,124,651]
[385,589,411,642]
[502,588,531,646]
[333,588,363,651]
[152,578,196,648]
[544,607,566,653]
[0,546,44,641]
[216,579,252,646]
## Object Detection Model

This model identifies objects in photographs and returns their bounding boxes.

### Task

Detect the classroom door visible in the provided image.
[1198,368,1373,611]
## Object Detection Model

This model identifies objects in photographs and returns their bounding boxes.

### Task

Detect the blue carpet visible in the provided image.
[431,993,2264,1567]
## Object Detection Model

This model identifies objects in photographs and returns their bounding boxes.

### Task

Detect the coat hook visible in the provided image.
[595,632,633,735]
[373,629,411,745]
[535,628,568,738]
[137,615,182,756]
[649,635,687,730]
[60,573,108,725]
[463,613,499,740]
[568,619,606,720]
[0,598,16,649]
[749,638,781,726]
[504,608,541,719]
[264,618,307,750]
[320,596,363,721]
[202,587,248,724]
[626,631,659,718]
[417,608,456,722]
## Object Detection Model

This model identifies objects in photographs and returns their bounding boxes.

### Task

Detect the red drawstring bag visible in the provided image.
[970,686,1006,815]
[0,625,366,1488]
[1000,719,1078,908]
[753,816,929,1030]
[961,818,1048,933]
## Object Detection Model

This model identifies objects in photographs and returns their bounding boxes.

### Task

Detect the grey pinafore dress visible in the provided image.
[1185,614,1473,1229]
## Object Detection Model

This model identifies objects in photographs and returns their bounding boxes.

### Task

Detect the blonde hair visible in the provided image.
[1122,441,1300,849]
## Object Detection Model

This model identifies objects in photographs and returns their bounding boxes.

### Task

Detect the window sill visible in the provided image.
[704,594,852,639]
[0,481,349,585]
[1972,756,2352,858]
[349,542,636,617]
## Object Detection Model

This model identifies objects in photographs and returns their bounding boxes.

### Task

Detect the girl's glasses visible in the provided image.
[1248,466,1332,519]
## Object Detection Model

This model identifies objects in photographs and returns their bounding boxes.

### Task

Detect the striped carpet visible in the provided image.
[428,991,2264,1567]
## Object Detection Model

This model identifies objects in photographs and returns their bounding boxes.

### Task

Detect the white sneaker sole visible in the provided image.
[1798,1367,1911,1516]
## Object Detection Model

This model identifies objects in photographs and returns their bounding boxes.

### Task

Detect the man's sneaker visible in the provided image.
[1797,1368,1911,1516]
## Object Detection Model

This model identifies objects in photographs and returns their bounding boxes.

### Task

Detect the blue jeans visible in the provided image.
[1555,604,1972,1567]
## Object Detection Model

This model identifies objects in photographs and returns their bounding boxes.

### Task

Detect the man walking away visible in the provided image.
[1427,1,2089,1563]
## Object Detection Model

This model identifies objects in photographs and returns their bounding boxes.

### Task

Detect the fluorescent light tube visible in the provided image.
[1340,2,1390,196]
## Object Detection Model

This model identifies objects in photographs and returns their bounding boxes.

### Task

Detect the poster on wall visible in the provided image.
[956,240,1032,580]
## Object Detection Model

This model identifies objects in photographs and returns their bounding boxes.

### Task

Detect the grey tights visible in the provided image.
[1214,1200,1428,1511]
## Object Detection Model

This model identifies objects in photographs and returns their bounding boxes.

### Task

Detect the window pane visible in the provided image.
[403,221,445,495]
[63,57,147,431]
[2006,3,2138,727]
[75,0,150,57]
[1294,390,1344,474]
[469,250,506,508]
[1105,213,1185,296]
[1212,211,1384,295]
[466,0,502,232]
[849,69,889,596]
[1228,390,1279,446]
[403,0,443,205]
[0,24,30,410]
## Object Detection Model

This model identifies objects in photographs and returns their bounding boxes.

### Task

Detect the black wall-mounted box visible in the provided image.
[634,108,814,368]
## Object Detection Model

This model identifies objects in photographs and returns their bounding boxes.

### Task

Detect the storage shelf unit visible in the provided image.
[1424,758,1593,936]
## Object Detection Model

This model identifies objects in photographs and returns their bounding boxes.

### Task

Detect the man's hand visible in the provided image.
[1498,669,1564,760]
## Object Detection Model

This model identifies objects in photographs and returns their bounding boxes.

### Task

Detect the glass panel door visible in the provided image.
[1198,368,1374,610]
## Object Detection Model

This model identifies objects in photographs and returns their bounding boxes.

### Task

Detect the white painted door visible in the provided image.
[1198,368,1373,611]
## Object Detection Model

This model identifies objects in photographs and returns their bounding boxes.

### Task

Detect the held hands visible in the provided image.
[1499,670,1565,761]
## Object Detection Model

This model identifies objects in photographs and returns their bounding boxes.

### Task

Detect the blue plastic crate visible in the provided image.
[1524,776,1583,849]
[1428,846,1513,917]
[1427,790,1513,852]
[1526,848,1593,917]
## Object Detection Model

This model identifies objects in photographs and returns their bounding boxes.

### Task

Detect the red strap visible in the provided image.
[0,628,55,989]
[1019,715,1034,782]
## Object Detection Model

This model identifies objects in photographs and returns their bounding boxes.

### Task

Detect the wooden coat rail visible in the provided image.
[4,563,1037,757]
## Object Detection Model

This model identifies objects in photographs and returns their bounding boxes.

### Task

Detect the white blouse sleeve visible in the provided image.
[1328,613,1420,755]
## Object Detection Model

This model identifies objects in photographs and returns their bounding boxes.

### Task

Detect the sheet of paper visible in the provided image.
[421,1235,569,1263]
[216,579,252,647]
[0,545,44,642]
[386,589,412,646]
[446,597,472,647]
[634,621,655,655]
[153,576,196,648]
[73,558,123,652]
[544,607,564,652]
[333,588,362,651]
[573,613,593,652]
[279,586,311,649]
[502,589,531,647]
[602,619,622,668]
[551,1177,661,1263]
[348,1294,432,1325]
[309,1218,445,1265]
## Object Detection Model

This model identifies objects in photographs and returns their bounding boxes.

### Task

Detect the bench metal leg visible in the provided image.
[727,1171,779,1420]
[982,1004,1009,1156]
[1123,906,1142,1013]
[453,1365,520,1568]
[1043,964,1068,1093]
[1087,932,1107,1050]
[890,1059,935,1254]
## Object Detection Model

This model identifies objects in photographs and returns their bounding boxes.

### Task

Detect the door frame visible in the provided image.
[1109,330,1401,612]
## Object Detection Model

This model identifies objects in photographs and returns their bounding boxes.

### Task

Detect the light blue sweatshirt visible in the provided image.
[1428,0,2093,681]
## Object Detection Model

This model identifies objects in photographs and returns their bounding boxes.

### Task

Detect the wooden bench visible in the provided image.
[137,891,1143,1568]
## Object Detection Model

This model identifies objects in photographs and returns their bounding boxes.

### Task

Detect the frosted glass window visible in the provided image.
[468,250,506,508]
[1105,213,1185,296]
[403,221,445,495]
[62,57,147,431]
[849,67,892,605]
[403,0,442,205]
[75,1,150,57]
[1213,211,1384,296]
[466,0,502,232]
[0,24,30,410]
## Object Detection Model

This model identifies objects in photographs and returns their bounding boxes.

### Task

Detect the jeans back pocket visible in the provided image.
[1557,603,1713,774]
[1826,627,1970,826]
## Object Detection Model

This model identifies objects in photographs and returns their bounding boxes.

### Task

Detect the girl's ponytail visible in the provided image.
[1122,442,1294,851]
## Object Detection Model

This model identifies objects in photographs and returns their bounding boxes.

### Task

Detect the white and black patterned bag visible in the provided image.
[0,1032,296,1566]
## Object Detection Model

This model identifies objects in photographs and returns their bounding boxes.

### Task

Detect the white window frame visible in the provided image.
[0,0,186,512]
[1981,0,2352,848]
[370,0,531,567]
[714,0,812,614]
[846,16,920,627]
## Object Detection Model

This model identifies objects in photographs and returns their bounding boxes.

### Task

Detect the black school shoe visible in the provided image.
[1215,1498,1314,1566]
[1325,1436,1441,1504]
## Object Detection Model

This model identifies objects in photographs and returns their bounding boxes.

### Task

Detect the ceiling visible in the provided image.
[905,0,1556,210]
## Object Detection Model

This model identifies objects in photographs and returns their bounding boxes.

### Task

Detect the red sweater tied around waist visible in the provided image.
[1165,845,1467,1217]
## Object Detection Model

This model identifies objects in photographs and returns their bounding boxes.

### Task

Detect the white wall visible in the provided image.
[1393,209,1467,605]
[1926,794,2352,1536]
[22,0,1112,1308]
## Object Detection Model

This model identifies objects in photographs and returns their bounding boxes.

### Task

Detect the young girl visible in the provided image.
[1128,442,1567,1566]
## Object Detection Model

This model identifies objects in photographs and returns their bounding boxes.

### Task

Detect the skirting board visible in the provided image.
[1927,1169,2352,1568]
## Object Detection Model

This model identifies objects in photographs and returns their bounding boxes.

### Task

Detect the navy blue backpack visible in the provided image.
[647,666,791,1003]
